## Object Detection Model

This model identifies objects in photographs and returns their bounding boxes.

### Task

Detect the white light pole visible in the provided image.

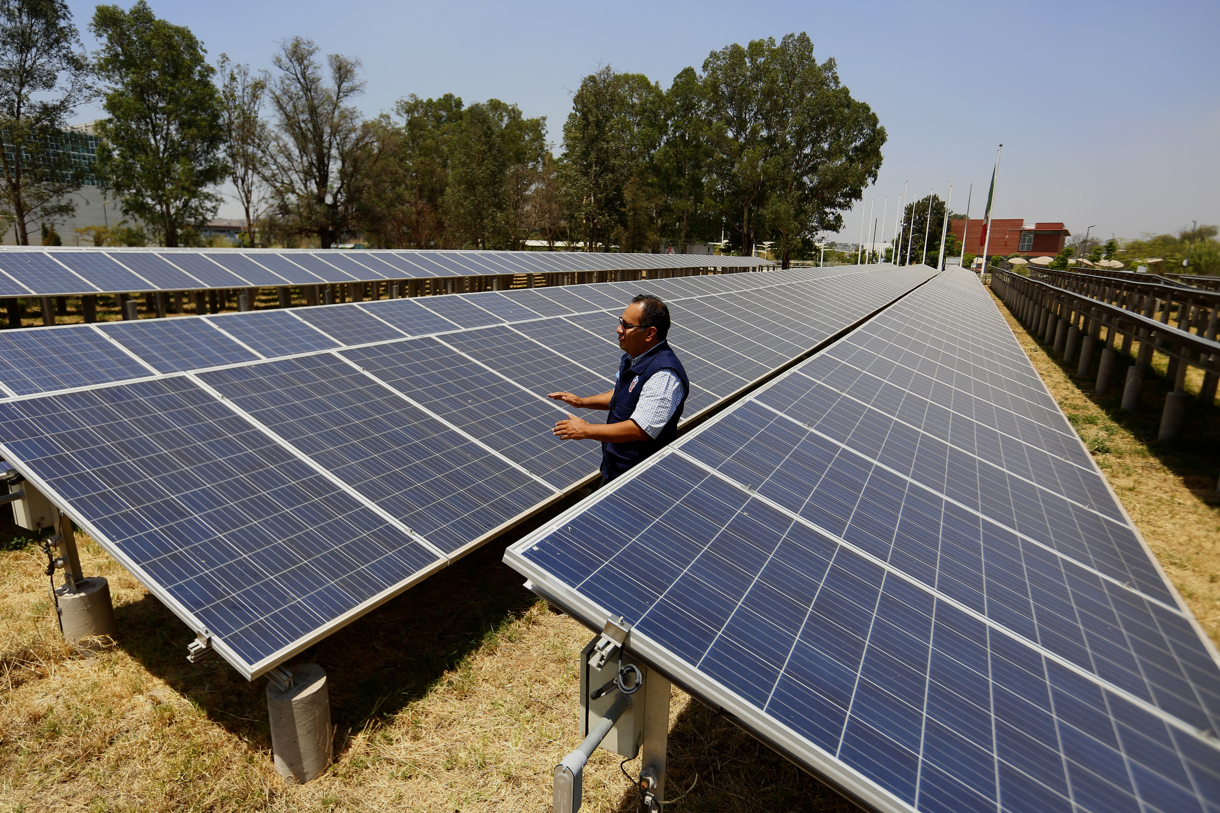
[936,182,952,270]
[921,188,933,265]
[878,196,888,264]
[857,190,868,265]
[896,181,907,264]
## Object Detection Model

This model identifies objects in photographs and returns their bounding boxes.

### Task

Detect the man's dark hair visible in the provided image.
[631,294,670,340]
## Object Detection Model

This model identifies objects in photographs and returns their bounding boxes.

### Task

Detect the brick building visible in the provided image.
[950,219,1071,258]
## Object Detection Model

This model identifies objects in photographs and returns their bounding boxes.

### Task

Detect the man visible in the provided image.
[549,294,689,482]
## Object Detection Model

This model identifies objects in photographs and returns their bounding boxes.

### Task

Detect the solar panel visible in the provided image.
[462,291,546,323]
[204,254,292,286]
[0,251,95,295]
[508,318,622,375]
[109,253,209,290]
[0,375,444,679]
[505,267,1220,813]
[497,287,580,316]
[0,324,154,395]
[0,265,32,297]
[356,298,461,336]
[99,319,261,373]
[52,252,157,292]
[196,354,556,556]
[290,304,409,346]
[204,310,340,359]
[157,253,250,288]
[239,253,326,285]
[438,324,611,398]
[312,252,392,280]
[340,337,602,488]
[415,294,504,328]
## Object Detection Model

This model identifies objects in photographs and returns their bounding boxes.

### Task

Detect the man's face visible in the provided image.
[617,302,655,356]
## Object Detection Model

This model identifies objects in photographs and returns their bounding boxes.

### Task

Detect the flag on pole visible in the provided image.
[979,159,998,247]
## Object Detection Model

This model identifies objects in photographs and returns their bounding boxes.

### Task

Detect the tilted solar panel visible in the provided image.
[0,376,444,678]
[505,268,1220,813]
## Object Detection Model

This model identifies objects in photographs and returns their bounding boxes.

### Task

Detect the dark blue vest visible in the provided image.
[601,341,689,481]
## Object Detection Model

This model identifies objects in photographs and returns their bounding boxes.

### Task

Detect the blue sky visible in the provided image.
[66,0,1219,243]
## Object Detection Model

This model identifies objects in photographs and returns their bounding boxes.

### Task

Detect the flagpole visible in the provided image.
[921,188,933,265]
[857,189,868,265]
[936,182,952,270]
[979,144,1003,276]
[867,198,875,262]
[960,183,972,267]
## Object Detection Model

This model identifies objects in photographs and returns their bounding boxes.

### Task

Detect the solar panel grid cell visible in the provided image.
[0,251,95,295]
[0,325,153,394]
[339,338,601,488]
[204,310,340,359]
[204,254,292,286]
[156,253,248,288]
[53,252,157,292]
[246,253,332,284]
[107,253,207,290]
[415,295,504,328]
[291,305,409,346]
[99,319,260,373]
[355,298,460,336]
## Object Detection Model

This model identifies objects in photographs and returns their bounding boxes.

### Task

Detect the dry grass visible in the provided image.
[0,287,1215,813]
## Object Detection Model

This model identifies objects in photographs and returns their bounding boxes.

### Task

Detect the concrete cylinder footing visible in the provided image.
[1053,319,1068,355]
[1096,348,1117,394]
[1121,366,1144,412]
[1158,392,1191,442]
[237,292,251,312]
[1200,370,1218,407]
[267,664,333,784]
[1063,326,1080,364]
[57,577,117,651]
[1077,335,1095,378]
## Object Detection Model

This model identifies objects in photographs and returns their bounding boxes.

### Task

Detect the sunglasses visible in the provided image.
[618,318,649,331]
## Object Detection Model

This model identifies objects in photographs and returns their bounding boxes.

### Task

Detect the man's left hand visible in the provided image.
[553,414,590,440]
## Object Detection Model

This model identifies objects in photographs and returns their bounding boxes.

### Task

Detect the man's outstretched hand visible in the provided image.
[553,413,591,440]
[547,391,582,408]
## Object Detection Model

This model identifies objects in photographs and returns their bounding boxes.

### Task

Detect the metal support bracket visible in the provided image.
[588,615,631,671]
[266,665,294,693]
[186,632,212,663]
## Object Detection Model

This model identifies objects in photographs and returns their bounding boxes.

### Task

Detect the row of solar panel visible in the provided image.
[508,267,1220,813]
[0,249,769,297]
[0,264,937,679]
[0,265,844,398]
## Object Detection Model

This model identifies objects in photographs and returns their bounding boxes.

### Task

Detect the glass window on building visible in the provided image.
[1018,231,1034,252]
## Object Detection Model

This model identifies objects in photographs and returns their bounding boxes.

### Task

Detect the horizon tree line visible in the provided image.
[1,2,886,265]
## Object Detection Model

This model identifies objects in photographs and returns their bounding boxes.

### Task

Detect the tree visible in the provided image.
[1048,246,1074,270]
[1102,238,1118,260]
[652,67,713,253]
[261,37,379,249]
[0,0,92,245]
[444,99,545,250]
[216,54,265,247]
[896,194,952,266]
[528,153,567,249]
[91,1,226,247]
[701,33,884,266]
[561,66,662,251]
